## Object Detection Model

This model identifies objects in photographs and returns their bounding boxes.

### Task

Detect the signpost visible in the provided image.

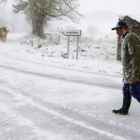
[62,30,82,60]
[62,30,82,36]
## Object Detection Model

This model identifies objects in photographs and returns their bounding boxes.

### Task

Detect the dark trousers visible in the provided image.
[123,82,140,102]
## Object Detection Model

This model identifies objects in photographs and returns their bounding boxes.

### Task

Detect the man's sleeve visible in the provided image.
[127,35,140,77]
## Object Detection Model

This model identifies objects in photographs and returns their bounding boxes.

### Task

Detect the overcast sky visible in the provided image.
[4,0,140,15]
[79,0,140,15]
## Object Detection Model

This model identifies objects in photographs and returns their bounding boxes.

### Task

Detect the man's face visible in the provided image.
[116,27,125,37]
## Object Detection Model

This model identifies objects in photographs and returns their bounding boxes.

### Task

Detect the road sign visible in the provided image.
[62,30,82,36]
[62,30,82,60]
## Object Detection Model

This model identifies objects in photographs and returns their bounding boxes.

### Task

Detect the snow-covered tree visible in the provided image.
[0,0,7,3]
[13,0,80,38]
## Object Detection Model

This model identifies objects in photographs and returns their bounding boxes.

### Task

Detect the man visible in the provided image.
[112,21,140,115]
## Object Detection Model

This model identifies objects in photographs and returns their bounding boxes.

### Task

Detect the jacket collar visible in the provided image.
[122,29,129,38]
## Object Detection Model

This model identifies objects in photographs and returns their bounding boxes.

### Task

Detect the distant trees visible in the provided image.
[13,0,80,38]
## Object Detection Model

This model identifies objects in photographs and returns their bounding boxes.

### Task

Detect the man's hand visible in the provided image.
[132,77,139,83]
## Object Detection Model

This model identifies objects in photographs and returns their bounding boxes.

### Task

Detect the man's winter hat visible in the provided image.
[111,21,128,30]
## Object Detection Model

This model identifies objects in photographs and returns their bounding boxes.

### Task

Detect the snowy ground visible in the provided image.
[0,33,140,140]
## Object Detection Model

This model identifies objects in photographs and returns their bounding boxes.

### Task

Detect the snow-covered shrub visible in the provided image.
[79,35,117,60]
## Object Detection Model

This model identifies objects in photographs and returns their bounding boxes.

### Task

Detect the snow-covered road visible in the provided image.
[0,53,140,140]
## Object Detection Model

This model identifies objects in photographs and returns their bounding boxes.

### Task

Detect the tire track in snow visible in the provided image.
[0,96,64,140]
[1,53,122,78]
[19,89,140,140]
[0,64,121,90]
[0,85,134,140]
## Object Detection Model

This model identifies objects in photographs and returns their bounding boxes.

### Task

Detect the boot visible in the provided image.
[112,94,131,115]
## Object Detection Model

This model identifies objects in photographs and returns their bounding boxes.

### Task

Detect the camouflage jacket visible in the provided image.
[121,29,140,83]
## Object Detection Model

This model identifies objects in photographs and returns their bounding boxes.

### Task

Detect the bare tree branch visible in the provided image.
[62,0,82,17]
